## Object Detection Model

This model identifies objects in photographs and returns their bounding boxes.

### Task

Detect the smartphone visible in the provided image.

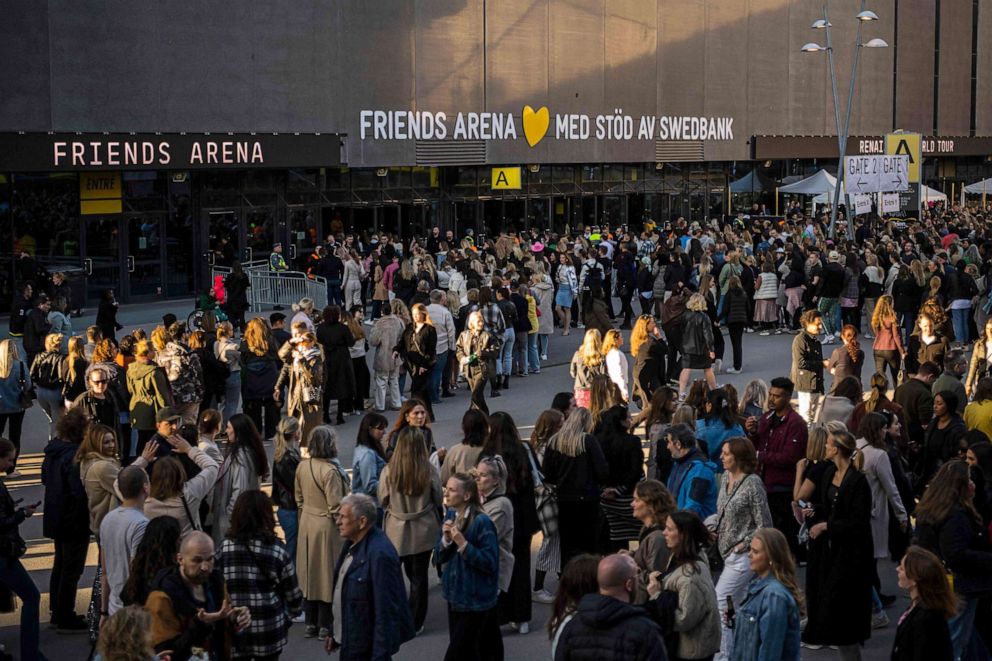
[443,508,457,523]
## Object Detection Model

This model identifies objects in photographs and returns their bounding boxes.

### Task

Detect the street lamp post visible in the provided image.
[801,2,888,239]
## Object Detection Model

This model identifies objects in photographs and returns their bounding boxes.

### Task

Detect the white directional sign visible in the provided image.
[848,194,872,215]
[881,193,901,214]
[844,155,910,193]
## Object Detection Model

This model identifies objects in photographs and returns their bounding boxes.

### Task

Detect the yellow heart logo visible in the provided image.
[522,105,550,147]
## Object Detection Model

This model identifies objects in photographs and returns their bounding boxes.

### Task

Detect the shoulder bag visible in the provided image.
[526,444,558,537]
[706,474,752,574]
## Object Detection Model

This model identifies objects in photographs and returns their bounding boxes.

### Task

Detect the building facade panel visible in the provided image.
[978,2,992,134]
[1,2,51,131]
[894,0,936,133]
[937,0,974,135]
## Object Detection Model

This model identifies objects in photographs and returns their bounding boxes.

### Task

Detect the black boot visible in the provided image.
[503,375,510,389]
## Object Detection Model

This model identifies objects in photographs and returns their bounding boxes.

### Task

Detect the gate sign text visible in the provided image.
[844,155,910,193]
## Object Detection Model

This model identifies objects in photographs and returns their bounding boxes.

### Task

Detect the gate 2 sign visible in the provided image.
[843,155,910,193]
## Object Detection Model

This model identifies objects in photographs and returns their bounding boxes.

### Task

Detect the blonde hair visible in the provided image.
[66,336,86,382]
[0,339,21,379]
[134,340,153,358]
[292,297,315,314]
[215,321,234,340]
[672,404,696,426]
[600,329,623,355]
[387,427,430,496]
[751,528,806,616]
[273,416,301,462]
[548,407,593,458]
[392,299,411,324]
[97,606,154,661]
[870,295,897,333]
[150,326,168,351]
[806,423,828,462]
[686,293,707,312]
[629,315,653,358]
[740,379,769,415]
[244,317,274,356]
[579,329,604,368]
[411,303,433,326]
[44,333,64,353]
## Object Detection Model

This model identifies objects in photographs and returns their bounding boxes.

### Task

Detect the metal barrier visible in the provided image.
[248,270,328,311]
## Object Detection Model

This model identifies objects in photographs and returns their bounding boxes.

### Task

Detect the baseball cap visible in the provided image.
[156,407,182,423]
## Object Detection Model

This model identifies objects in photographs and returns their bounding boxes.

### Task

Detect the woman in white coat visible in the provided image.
[601,329,629,403]
[531,271,555,361]
[854,411,909,624]
[342,250,365,309]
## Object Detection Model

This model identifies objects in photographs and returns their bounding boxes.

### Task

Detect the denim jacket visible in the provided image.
[0,360,30,415]
[351,445,386,504]
[730,575,801,661]
[433,510,499,612]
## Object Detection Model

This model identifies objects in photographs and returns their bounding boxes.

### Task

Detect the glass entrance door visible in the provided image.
[288,207,319,271]
[201,209,242,291]
[83,215,123,301]
[245,208,278,265]
[124,213,164,299]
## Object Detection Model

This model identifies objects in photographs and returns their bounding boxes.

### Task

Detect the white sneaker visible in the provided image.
[871,610,889,629]
[713,359,722,374]
[759,330,771,336]
[725,367,740,374]
[292,613,305,623]
[820,335,836,345]
[541,354,548,361]
[532,589,555,604]
[517,622,530,634]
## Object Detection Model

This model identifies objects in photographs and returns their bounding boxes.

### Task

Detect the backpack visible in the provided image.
[583,261,604,290]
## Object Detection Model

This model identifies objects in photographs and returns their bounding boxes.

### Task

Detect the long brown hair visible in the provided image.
[864,372,888,412]
[901,545,959,618]
[529,409,564,456]
[387,427,430,496]
[915,460,979,526]
[840,324,860,363]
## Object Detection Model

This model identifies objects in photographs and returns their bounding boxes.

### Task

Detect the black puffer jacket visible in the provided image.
[554,592,667,661]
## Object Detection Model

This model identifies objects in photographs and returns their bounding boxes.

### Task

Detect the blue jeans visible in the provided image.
[538,333,550,358]
[527,333,541,373]
[498,328,515,376]
[277,508,299,561]
[948,594,987,660]
[513,334,528,375]
[952,307,971,345]
[900,311,917,346]
[0,556,41,659]
[430,350,448,403]
[222,371,241,424]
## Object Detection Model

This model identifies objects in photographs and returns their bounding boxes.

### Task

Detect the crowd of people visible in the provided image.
[0,205,991,660]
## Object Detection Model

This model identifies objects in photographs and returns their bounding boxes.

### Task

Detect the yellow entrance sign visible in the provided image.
[491,167,522,190]
[79,172,122,215]
[885,133,921,184]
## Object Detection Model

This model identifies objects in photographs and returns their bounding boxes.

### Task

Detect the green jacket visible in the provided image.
[126,360,173,430]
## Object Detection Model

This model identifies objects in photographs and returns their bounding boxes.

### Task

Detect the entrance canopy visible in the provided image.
[921,185,947,202]
[730,169,777,193]
[778,169,838,195]
[965,178,992,194]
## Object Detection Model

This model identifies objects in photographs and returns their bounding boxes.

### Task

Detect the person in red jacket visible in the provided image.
[745,376,809,558]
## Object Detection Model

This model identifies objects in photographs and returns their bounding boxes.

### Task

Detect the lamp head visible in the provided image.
[811,19,832,29]
[862,38,889,48]
[856,10,880,22]
[801,43,828,53]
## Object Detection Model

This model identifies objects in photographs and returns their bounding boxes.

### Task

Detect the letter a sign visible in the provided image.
[885,133,921,184]
[491,167,522,190]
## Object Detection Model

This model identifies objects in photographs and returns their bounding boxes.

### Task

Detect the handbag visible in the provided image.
[527,445,558,537]
[302,384,322,404]
[17,363,33,409]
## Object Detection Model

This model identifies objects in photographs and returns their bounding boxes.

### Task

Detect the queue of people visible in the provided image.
[5,211,992,661]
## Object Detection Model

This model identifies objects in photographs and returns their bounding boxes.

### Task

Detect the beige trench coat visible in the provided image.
[378,464,443,557]
[295,458,349,601]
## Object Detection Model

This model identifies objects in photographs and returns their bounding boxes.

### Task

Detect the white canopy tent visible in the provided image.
[965,177,992,194]
[778,169,839,195]
[921,185,947,202]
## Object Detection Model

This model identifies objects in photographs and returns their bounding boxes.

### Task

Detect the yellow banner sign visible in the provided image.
[492,167,521,190]
[885,133,922,184]
[79,172,122,215]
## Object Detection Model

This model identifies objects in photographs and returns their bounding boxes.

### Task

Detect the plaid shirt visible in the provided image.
[480,303,505,335]
[219,538,303,658]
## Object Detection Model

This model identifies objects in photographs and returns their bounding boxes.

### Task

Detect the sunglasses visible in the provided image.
[90,379,108,385]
